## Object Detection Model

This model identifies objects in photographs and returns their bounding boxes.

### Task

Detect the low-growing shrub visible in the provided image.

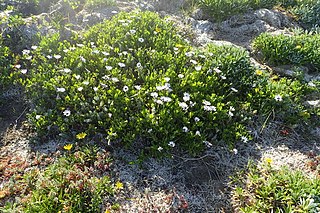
[253,33,320,72]
[290,0,320,30]
[198,0,286,21]
[232,160,320,212]
[0,145,119,213]
[18,10,314,156]
[19,11,259,156]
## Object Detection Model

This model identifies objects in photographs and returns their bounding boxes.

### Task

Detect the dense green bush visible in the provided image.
[19,11,259,155]
[253,33,320,71]
[290,0,320,30]
[198,0,286,21]
[18,11,315,156]
[232,160,320,212]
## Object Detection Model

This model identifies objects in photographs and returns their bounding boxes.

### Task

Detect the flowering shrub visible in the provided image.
[18,11,258,155]
[253,33,320,72]
[19,11,314,156]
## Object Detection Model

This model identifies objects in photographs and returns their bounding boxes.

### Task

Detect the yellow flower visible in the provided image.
[115,181,124,190]
[155,27,161,33]
[255,70,263,75]
[63,144,73,151]
[295,45,302,49]
[175,44,184,48]
[76,132,87,139]
[265,157,273,164]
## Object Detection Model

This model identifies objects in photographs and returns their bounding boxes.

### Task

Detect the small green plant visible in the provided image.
[232,159,320,212]
[289,0,320,30]
[0,145,119,213]
[198,0,285,21]
[253,32,320,72]
[84,0,116,9]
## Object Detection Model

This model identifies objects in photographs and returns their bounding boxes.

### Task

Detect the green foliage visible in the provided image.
[20,11,258,156]
[18,11,314,157]
[0,45,13,90]
[84,0,116,9]
[198,0,284,21]
[253,33,320,71]
[290,0,320,30]
[232,160,320,212]
[0,145,118,213]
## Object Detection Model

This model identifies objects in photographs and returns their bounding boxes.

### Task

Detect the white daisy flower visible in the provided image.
[182,126,189,132]
[204,105,216,112]
[274,94,283,102]
[190,60,198,64]
[155,99,163,105]
[106,66,113,71]
[178,74,184,78]
[54,55,61,59]
[77,87,83,91]
[111,77,119,82]
[123,86,129,92]
[164,77,170,82]
[158,146,163,151]
[57,87,66,92]
[118,62,126,68]
[63,109,71,117]
[160,96,172,102]
[183,92,190,102]
[150,92,158,98]
[138,37,145,43]
[179,102,189,111]
[195,66,202,71]
[194,117,200,122]
[134,85,141,90]
[168,141,175,147]
[241,136,248,143]
[21,69,27,74]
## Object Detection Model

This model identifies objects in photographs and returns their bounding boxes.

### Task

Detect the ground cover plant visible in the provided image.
[197,0,295,21]
[253,32,320,72]
[0,145,121,212]
[232,159,320,212]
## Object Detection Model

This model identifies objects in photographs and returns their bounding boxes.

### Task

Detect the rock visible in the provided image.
[194,20,215,33]
[254,9,295,29]
[149,0,187,13]
[191,8,210,21]
[49,0,76,24]
[77,7,119,27]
